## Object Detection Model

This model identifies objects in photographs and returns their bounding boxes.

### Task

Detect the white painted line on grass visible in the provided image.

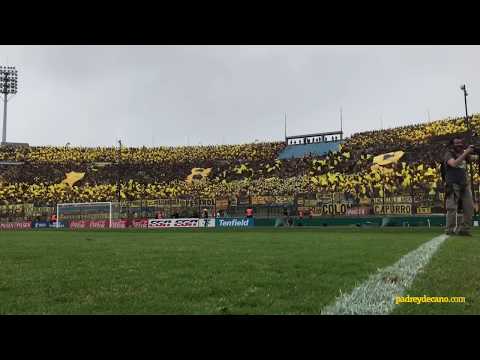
[321,234,449,315]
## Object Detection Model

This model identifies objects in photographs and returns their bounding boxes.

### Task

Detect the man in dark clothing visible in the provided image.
[202,208,209,227]
[443,137,477,236]
[282,207,289,227]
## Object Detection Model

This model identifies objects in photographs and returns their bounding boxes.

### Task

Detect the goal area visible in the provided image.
[56,202,112,228]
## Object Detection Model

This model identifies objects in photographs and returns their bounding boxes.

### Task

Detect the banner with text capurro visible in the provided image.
[373,204,412,215]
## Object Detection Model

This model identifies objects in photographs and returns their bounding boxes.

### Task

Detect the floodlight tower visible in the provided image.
[0,66,18,145]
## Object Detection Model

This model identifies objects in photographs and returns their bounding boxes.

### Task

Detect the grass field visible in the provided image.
[392,234,480,315]
[0,227,477,314]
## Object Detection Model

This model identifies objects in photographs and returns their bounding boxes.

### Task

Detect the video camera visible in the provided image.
[469,132,480,155]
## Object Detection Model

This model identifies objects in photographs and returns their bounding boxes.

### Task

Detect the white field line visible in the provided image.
[321,234,449,315]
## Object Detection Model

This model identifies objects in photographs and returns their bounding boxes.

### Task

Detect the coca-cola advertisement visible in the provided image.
[0,221,32,230]
[69,220,88,229]
[69,220,108,229]
[68,219,147,229]
[111,220,128,228]
[131,219,148,228]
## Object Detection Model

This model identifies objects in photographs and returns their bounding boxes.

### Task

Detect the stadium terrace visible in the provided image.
[0,114,480,226]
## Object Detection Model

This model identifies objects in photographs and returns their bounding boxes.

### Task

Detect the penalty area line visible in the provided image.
[320,233,449,315]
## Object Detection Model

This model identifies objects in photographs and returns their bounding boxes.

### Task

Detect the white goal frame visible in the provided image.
[56,202,112,229]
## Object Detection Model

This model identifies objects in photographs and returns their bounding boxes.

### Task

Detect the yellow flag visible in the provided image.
[186,168,212,184]
[61,172,85,187]
[373,151,404,166]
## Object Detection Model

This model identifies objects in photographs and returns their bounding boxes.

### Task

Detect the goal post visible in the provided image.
[56,202,113,228]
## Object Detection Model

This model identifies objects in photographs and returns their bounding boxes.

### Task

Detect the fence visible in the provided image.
[1,188,473,223]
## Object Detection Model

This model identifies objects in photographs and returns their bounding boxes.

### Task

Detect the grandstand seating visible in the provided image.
[0,114,479,208]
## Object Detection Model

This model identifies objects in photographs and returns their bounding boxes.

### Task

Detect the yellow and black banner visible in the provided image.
[297,199,318,207]
[373,151,404,166]
[251,196,275,205]
[186,168,212,184]
[316,193,333,202]
[374,203,412,215]
[273,196,295,205]
[61,172,85,187]
[309,203,353,216]
[0,203,34,214]
[416,207,432,214]
[373,196,412,204]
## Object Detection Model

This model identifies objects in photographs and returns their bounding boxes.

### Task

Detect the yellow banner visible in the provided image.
[146,200,158,207]
[359,197,371,206]
[373,151,404,166]
[251,196,275,205]
[61,171,85,187]
[374,203,412,215]
[297,199,317,207]
[186,168,212,184]
[416,207,432,214]
[310,203,352,216]
[316,193,333,202]
[373,196,412,204]
[274,196,294,205]
[0,203,34,213]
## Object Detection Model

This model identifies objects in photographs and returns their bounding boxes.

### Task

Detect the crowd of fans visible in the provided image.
[0,142,285,164]
[0,114,479,206]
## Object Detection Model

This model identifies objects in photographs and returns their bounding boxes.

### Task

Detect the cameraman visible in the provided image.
[443,137,478,236]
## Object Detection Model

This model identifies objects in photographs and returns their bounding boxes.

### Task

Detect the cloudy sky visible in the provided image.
[1,45,479,147]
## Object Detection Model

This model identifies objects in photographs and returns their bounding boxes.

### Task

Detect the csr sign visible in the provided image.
[173,219,199,227]
[148,218,200,228]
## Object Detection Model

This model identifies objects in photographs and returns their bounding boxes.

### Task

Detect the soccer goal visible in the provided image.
[56,202,113,228]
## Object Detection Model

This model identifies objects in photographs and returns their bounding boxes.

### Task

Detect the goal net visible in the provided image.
[56,202,112,228]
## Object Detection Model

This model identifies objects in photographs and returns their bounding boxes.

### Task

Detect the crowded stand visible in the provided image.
[1,114,479,220]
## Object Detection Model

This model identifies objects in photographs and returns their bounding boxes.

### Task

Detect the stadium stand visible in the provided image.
[0,114,479,216]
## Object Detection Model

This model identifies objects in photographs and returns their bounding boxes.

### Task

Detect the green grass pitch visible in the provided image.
[0,228,478,314]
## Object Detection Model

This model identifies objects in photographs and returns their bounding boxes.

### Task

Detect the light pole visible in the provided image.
[461,84,470,130]
[461,84,476,215]
[117,140,122,203]
[0,66,18,145]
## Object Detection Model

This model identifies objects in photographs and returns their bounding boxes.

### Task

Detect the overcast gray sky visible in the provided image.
[1,45,479,147]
